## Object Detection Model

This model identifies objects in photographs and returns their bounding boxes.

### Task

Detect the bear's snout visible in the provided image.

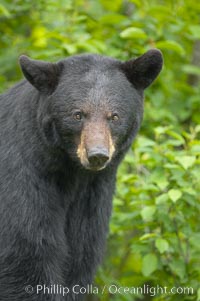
[87,147,109,170]
[77,122,115,171]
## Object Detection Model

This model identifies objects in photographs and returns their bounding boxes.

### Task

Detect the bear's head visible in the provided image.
[19,50,163,171]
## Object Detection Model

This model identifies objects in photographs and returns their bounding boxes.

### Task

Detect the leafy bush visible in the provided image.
[99,124,200,300]
[0,0,199,300]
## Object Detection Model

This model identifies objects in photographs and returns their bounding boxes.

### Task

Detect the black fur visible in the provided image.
[0,50,163,300]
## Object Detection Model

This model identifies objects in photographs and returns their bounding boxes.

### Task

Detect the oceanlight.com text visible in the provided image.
[24,284,194,297]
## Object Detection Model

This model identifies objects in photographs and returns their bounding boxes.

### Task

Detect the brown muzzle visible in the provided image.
[77,121,115,171]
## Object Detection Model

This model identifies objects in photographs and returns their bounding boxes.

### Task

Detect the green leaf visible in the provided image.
[182,64,200,76]
[140,233,157,241]
[190,234,200,250]
[155,238,169,254]
[176,156,196,170]
[0,4,11,17]
[100,14,126,25]
[142,254,158,277]
[166,130,185,143]
[156,40,185,55]
[164,163,180,169]
[154,126,171,135]
[183,187,196,196]
[63,44,77,55]
[100,0,122,12]
[147,5,172,18]
[189,25,200,39]
[151,170,169,190]
[197,288,200,301]
[141,206,156,221]
[169,259,186,280]
[129,0,142,7]
[168,189,182,203]
[156,193,168,205]
[120,27,147,39]
[137,136,156,147]
[195,125,200,133]
[157,180,169,190]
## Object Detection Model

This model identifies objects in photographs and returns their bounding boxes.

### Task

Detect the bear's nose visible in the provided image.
[87,148,109,169]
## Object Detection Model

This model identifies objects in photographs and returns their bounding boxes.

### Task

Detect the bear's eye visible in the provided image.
[73,111,82,121]
[111,113,119,122]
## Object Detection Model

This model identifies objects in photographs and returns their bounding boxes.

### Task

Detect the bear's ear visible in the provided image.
[19,55,61,94]
[121,49,163,90]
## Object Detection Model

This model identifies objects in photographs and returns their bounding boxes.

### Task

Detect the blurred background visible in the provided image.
[0,0,200,300]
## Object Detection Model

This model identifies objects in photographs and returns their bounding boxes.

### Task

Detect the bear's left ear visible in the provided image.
[121,49,163,90]
[19,55,61,94]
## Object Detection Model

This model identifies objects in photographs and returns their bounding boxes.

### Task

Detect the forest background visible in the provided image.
[0,0,200,300]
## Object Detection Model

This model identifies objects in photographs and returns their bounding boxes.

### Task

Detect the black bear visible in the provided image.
[0,49,163,300]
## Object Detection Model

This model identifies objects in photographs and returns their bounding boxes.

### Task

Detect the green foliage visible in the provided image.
[0,0,199,300]
[103,125,200,300]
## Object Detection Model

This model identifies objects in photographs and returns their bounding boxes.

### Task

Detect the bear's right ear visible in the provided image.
[121,49,163,90]
[19,55,61,94]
